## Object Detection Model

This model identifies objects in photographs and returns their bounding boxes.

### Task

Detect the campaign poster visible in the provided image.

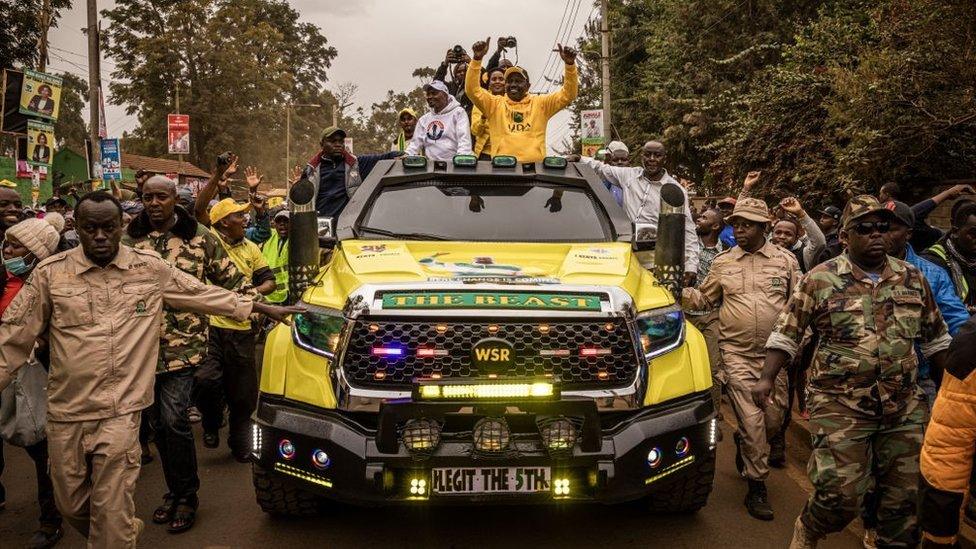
[580,109,605,144]
[167,114,190,154]
[101,138,122,181]
[27,120,55,167]
[19,69,63,121]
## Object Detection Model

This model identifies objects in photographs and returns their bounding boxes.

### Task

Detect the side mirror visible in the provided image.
[632,222,656,252]
[317,216,337,249]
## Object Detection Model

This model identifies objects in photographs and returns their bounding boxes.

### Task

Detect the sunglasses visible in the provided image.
[851,221,890,235]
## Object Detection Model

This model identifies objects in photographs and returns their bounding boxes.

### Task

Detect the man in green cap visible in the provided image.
[752,195,952,548]
[303,126,401,217]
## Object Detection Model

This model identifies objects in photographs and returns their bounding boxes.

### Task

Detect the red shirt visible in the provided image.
[0,275,25,318]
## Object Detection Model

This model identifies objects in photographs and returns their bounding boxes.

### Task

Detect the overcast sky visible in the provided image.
[47,0,596,154]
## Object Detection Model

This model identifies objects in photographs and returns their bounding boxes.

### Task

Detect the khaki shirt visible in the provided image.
[0,245,253,422]
[682,240,800,358]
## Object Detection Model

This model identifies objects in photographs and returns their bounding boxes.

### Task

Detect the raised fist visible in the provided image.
[472,37,490,60]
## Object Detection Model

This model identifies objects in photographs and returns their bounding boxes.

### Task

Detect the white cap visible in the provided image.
[424,80,450,95]
[607,141,629,155]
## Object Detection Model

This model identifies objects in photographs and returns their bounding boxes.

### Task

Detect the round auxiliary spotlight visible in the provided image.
[401,419,442,456]
[278,439,296,460]
[647,447,663,468]
[675,436,690,458]
[311,449,331,470]
[473,417,511,453]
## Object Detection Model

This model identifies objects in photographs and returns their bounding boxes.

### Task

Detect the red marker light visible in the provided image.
[580,347,611,357]
[416,348,448,358]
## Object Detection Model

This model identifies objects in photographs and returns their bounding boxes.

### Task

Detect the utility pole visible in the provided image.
[175,80,182,172]
[86,0,101,185]
[600,0,612,141]
[332,104,338,127]
[37,0,52,71]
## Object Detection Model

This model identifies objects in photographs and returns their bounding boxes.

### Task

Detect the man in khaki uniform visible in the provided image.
[0,192,299,548]
[682,197,799,521]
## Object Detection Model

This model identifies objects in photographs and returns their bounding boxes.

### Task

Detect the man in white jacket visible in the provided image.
[407,80,472,161]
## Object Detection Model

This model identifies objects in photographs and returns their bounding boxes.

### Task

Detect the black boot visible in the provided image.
[733,433,745,477]
[745,479,774,521]
[26,524,63,549]
[768,432,786,468]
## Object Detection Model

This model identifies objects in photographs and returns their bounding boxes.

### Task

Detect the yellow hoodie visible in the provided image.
[465,59,578,162]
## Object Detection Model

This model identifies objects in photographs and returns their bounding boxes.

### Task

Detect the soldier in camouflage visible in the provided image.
[752,195,952,548]
[122,175,244,533]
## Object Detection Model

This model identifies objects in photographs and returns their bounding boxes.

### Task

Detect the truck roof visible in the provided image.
[336,158,634,242]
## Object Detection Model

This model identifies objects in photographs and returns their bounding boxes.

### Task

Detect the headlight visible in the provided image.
[635,308,684,360]
[292,306,345,358]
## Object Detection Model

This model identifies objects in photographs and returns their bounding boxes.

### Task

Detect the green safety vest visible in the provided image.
[261,231,289,304]
[926,244,970,301]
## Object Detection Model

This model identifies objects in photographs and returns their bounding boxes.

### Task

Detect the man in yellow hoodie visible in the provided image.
[465,37,578,162]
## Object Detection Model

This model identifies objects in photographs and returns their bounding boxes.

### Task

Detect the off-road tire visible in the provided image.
[253,463,325,517]
[644,451,715,513]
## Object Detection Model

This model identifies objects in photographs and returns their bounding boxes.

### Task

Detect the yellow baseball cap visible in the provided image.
[209,198,250,224]
[504,66,529,81]
[0,179,16,188]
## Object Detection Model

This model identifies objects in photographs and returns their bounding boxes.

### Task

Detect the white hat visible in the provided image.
[424,80,450,95]
[607,141,629,155]
[6,217,61,260]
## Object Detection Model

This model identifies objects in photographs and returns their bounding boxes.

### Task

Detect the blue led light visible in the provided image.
[311,449,331,470]
[675,437,690,458]
[371,346,404,357]
[647,447,662,468]
[278,439,296,460]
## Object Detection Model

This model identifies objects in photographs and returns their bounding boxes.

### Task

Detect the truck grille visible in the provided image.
[341,318,640,390]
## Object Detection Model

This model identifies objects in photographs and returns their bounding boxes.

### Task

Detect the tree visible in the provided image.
[345,69,429,154]
[0,0,72,70]
[54,72,88,152]
[101,0,338,182]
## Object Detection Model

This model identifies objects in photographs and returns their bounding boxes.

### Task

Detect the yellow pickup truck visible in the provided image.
[251,155,716,515]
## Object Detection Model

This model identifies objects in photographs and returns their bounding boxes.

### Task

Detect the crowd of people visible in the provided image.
[0,35,974,549]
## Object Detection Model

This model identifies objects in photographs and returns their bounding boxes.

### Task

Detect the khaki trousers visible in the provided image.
[723,351,788,481]
[46,412,143,549]
[688,310,725,412]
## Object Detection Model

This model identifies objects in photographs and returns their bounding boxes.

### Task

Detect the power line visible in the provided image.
[540,0,593,94]
[541,0,584,93]
[532,0,576,93]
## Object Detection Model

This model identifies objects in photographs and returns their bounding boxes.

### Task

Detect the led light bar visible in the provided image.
[452,154,478,167]
[371,346,404,357]
[543,156,568,169]
[402,155,428,169]
[580,347,612,357]
[539,349,570,357]
[416,348,449,358]
[491,155,517,168]
[414,380,558,401]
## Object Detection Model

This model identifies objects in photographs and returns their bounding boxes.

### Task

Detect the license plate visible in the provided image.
[431,466,551,495]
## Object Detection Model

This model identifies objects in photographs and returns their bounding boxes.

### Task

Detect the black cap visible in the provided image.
[884,200,915,227]
[45,197,68,208]
[819,205,842,220]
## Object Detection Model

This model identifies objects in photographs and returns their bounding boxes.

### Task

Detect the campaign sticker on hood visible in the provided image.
[560,244,629,276]
[346,242,418,274]
[418,253,558,284]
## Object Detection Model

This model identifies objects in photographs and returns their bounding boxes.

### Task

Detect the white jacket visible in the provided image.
[406,96,472,161]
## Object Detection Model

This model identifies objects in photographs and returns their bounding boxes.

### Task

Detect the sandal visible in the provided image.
[152,494,176,524]
[167,497,197,534]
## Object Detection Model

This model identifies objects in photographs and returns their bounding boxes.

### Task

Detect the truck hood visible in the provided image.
[307,241,674,312]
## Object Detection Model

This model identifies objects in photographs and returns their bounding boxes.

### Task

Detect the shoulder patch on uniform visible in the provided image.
[35,250,71,269]
[130,247,163,260]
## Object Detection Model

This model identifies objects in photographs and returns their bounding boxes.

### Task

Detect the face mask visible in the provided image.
[3,255,36,277]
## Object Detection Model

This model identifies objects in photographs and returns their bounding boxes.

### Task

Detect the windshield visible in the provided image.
[358,180,613,242]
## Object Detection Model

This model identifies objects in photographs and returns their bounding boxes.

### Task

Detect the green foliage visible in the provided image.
[574,0,975,206]
[54,72,88,152]
[0,0,72,71]
[346,83,427,154]
[101,0,338,182]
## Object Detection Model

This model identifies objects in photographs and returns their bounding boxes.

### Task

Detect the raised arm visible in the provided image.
[780,196,826,267]
[538,44,579,117]
[465,38,496,116]
[195,153,237,227]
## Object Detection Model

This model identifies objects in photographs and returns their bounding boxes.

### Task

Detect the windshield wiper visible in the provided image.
[356,225,449,241]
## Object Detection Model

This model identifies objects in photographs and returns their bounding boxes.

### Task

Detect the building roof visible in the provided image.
[121,152,211,178]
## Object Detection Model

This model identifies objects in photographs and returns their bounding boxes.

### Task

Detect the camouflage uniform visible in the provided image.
[767,242,951,546]
[122,207,243,501]
[122,211,243,372]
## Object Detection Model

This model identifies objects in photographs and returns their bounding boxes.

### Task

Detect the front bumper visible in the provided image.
[252,390,716,505]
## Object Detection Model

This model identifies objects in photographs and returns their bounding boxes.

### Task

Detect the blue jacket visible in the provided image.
[906,244,970,378]
[719,224,736,248]
[307,150,402,217]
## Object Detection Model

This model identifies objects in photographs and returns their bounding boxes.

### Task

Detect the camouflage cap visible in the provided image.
[728,197,771,223]
[841,195,896,229]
